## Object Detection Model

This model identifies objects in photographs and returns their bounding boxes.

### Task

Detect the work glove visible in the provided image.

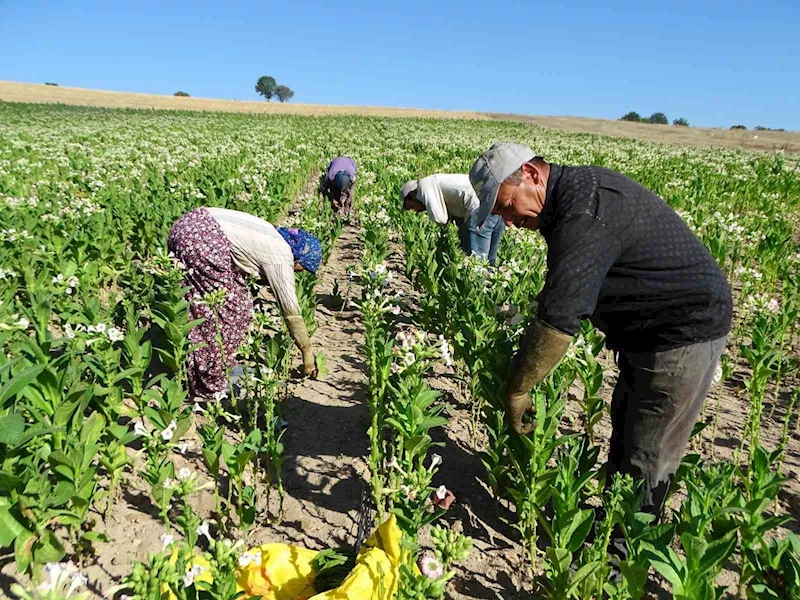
[302,347,317,378]
[284,314,318,379]
[505,319,571,434]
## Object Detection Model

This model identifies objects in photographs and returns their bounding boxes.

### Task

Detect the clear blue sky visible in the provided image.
[3,0,799,130]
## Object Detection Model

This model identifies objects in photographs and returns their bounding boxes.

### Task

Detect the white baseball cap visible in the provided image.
[400,180,418,203]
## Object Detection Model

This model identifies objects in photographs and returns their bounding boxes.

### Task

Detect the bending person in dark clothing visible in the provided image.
[321,156,357,219]
[469,142,732,528]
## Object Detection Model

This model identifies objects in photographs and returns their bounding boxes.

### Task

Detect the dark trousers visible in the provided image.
[607,336,726,518]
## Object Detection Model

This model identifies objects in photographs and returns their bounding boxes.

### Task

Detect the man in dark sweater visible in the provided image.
[469,142,731,520]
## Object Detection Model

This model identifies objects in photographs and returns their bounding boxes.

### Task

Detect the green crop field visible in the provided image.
[1,102,799,599]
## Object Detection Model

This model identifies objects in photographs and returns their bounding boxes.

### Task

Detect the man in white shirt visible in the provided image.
[401,174,506,265]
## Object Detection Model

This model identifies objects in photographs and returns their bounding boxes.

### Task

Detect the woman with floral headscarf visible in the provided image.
[167,207,323,399]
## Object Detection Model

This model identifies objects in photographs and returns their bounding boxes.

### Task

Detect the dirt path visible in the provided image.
[251,221,371,551]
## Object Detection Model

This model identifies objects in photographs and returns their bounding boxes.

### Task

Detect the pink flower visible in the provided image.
[419,553,444,579]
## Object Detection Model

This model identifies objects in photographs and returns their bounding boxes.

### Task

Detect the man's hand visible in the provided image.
[504,319,572,435]
[302,349,318,379]
[505,390,535,434]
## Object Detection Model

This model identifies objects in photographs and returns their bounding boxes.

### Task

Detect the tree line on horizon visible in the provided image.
[621,111,786,132]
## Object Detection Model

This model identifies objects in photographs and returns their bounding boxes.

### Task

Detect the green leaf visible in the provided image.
[13,425,63,448]
[545,546,572,573]
[646,548,684,591]
[619,561,648,599]
[33,530,65,564]
[403,435,431,457]
[80,531,110,543]
[0,413,25,446]
[565,509,595,553]
[418,416,449,431]
[0,503,25,547]
[14,527,34,573]
[0,471,22,492]
[48,450,73,470]
[80,411,106,446]
[698,534,737,574]
[0,364,46,405]
[315,351,329,379]
[173,416,193,441]
[567,561,602,595]
[110,367,144,386]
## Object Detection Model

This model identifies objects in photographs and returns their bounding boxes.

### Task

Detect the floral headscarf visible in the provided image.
[277,227,322,274]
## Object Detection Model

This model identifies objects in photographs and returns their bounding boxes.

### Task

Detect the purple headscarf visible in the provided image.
[277,227,322,274]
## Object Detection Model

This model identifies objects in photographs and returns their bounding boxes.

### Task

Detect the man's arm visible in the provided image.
[505,213,622,433]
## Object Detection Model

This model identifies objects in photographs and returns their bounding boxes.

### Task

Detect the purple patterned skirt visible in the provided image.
[167,208,253,399]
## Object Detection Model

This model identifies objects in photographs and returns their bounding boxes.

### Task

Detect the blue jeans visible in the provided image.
[458,212,506,265]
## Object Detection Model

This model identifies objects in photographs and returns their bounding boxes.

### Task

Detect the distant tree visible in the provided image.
[174,91,190,97]
[730,125,747,130]
[44,82,58,86]
[275,85,295,103]
[754,126,767,131]
[620,111,643,122]
[255,76,277,101]
[648,112,669,125]
[673,117,689,127]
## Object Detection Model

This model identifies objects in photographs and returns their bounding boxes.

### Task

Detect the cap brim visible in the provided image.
[474,182,499,228]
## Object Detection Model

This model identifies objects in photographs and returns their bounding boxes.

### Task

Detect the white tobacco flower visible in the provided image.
[435,485,448,500]
[429,454,443,470]
[438,336,453,367]
[196,521,212,541]
[94,322,107,333]
[177,441,189,454]
[161,420,177,441]
[713,363,724,385]
[161,533,175,549]
[107,327,125,342]
[766,298,781,314]
[400,484,417,501]
[389,305,401,315]
[66,572,88,596]
[387,457,402,471]
[133,421,148,437]
[17,317,30,329]
[184,564,205,588]
[238,551,263,568]
[37,561,79,593]
[177,467,193,481]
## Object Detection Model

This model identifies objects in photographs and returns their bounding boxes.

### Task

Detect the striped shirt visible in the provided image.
[416,174,480,225]
[205,207,301,316]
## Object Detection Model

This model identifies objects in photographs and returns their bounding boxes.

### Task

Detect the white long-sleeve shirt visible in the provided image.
[416,174,480,225]
[205,207,301,316]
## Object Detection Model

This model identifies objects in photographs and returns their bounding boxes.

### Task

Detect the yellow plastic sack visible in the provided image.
[237,514,402,600]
